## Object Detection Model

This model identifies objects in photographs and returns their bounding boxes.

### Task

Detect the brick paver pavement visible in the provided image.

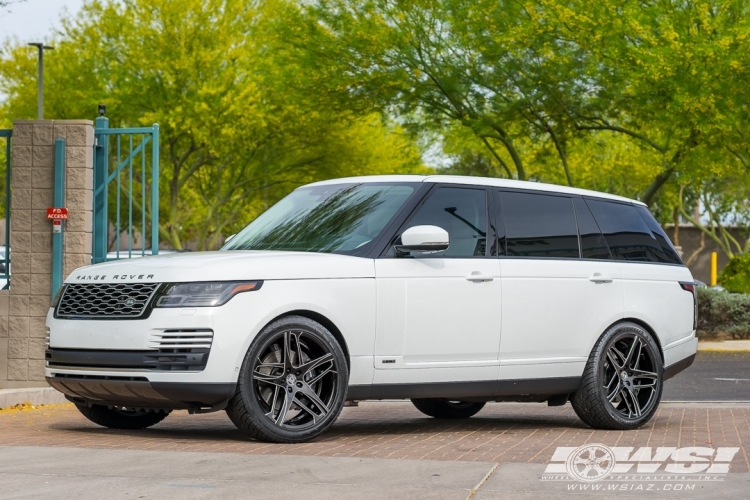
[1,402,748,472]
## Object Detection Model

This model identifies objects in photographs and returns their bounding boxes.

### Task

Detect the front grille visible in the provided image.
[57,283,160,319]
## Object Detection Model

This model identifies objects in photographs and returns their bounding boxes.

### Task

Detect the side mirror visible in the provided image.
[224,234,236,244]
[395,225,449,255]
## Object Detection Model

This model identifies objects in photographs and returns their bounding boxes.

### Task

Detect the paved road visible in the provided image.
[663,352,750,401]
[2,399,750,498]
[2,445,749,499]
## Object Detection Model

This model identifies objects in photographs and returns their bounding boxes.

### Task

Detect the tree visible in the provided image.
[0,1,24,11]
[0,0,426,249]
[544,0,750,206]
[281,0,750,207]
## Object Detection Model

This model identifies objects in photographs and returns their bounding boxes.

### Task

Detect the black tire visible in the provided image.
[226,315,348,443]
[75,404,170,430]
[571,321,663,430]
[411,399,486,419]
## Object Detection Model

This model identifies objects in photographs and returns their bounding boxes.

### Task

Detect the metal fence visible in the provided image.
[92,117,160,264]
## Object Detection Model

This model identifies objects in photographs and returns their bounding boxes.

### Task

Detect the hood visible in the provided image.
[65,251,375,284]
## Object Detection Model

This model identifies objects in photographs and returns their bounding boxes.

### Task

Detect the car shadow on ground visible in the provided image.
[48,411,588,444]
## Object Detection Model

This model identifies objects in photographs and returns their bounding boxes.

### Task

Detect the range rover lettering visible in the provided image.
[46,175,698,443]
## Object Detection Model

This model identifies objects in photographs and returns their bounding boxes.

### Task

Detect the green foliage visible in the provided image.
[719,254,750,294]
[279,0,750,231]
[0,1,24,10]
[0,0,427,250]
[697,288,750,339]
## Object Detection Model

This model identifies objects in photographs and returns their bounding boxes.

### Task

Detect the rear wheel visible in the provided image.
[227,315,348,443]
[75,404,170,429]
[411,399,486,419]
[571,322,663,430]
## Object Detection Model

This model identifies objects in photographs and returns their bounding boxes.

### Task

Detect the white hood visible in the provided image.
[65,251,375,283]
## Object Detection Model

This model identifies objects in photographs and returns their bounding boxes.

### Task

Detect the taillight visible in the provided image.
[679,281,697,330]
[679,282,695,293]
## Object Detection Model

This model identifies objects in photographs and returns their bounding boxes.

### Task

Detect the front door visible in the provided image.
[373,186,502,385]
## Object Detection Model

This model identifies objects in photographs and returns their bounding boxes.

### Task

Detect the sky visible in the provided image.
[0,0,84,44]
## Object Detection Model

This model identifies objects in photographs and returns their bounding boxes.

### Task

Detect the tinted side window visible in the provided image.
[585,199,665,263]
[404,187,487,257]
[635,206,684,265]
[573,198,612,260]
[499,191,579,258]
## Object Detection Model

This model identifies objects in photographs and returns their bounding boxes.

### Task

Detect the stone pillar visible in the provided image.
[2,120,93,387]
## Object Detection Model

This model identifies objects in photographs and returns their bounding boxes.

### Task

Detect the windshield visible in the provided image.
[223,183,417,256]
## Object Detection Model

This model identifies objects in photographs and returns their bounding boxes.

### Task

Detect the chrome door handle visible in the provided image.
[589,273,613,283]
[466,273,494,282]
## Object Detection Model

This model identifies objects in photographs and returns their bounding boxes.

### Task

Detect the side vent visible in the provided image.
[148,329,214,350]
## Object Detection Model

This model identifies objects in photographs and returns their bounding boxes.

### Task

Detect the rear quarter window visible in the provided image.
[585,199,672,264]
[634,205,683,265]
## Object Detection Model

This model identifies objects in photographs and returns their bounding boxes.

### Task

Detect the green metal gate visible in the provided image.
[0,129,10,289]
[93,117,159,264]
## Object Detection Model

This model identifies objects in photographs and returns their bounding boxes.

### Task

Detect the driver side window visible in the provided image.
[404,187,488,257]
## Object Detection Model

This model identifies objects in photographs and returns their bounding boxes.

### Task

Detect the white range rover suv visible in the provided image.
[46,175,698,443]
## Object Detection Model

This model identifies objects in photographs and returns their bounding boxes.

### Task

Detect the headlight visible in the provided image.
[154,281,263,308]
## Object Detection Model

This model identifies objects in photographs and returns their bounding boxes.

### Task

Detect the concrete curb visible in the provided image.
[698,340,750,352]
[0,387,68,409]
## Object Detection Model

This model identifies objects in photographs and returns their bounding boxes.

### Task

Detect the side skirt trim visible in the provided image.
[347,376,581,401]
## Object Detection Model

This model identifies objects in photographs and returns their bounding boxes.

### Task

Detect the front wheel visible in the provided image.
[571,322,663,430]
[227,315,348,443]
[75,404,170,429]
[411,399,486,419]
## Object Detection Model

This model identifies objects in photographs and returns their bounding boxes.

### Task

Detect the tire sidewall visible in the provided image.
[236,316,348,441]
[594,323,663,428]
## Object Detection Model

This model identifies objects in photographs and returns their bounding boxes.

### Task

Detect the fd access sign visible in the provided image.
[46,207,69,220]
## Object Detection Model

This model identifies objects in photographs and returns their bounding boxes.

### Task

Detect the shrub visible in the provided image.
[719,253,750,294]
[696,288,750,340]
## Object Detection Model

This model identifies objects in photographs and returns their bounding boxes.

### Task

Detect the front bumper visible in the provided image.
[46,347,210,371]
[45,290,278,388]
[47,375,235,410]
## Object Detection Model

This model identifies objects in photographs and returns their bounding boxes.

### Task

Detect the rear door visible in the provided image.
[497,191,624,379]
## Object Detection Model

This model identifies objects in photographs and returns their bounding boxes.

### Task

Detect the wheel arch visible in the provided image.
[614,317,665,364]
[272,309,351,373]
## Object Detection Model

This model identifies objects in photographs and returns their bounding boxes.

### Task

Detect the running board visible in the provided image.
[347,377,581,401]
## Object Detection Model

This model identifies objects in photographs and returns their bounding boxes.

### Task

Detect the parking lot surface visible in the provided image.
[2,400,749,498]
[1,400,748,468]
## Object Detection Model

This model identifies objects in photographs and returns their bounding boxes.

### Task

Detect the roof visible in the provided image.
[305,174,644,206]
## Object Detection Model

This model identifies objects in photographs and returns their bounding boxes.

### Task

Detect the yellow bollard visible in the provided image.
[711,251,718,286]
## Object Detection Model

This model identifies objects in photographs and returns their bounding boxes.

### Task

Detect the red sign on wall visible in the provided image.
[46,207,69,220]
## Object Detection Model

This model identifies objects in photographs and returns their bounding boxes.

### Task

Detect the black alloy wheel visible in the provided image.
[602,333,660,419]
[571,322,663,430]
[227,316,348,443]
